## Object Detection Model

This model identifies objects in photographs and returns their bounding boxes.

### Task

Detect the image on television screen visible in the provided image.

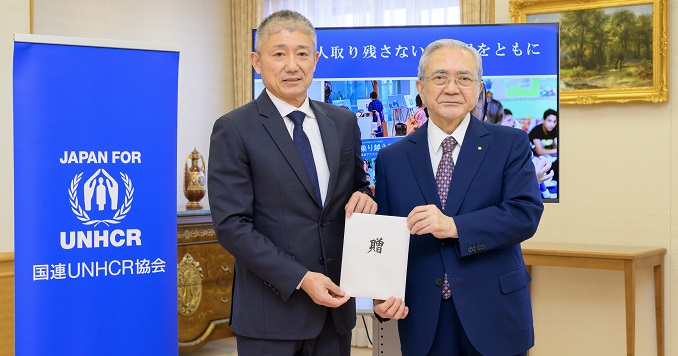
[254,23,560,202]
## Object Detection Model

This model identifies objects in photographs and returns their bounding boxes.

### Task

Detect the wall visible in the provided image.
[0,0,233,253]
[0,0,29,253]
[0,1,27,350]
[495,2,673,355]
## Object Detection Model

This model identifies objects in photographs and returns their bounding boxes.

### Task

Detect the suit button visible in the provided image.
[320,220,327,227]
[319,257,325,264]
[478,244,485,251]
[435,278,442,286]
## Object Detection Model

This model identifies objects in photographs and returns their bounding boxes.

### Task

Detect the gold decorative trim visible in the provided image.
[177,228,215,240]
[177,253,203,316]
[178,318,230,347]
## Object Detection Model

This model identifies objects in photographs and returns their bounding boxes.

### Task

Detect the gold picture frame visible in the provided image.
[510,0,668,104]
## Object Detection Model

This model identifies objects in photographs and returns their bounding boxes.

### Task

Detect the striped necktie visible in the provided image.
[288,111,322,206]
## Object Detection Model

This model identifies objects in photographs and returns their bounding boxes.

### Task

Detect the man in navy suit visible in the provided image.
[208,10,376,355]
[373,39,543,355]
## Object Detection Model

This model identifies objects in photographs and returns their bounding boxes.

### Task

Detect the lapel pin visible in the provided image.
[477,146,482,151]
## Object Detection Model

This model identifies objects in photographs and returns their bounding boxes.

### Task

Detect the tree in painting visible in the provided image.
[559,7,652,89]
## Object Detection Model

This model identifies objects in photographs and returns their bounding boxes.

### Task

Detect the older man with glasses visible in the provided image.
[373,39,544,356]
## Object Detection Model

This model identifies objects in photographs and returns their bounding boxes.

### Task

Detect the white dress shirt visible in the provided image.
[427,113,471,175]
[267,89,330,206]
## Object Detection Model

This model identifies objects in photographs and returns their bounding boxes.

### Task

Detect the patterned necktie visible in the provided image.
[436,136,457,300]
[288,111,322,206]
[436,136,457,211]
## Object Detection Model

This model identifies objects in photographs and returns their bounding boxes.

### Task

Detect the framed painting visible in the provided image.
[510,0,668,104]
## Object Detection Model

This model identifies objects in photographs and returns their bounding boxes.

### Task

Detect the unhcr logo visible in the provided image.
[62,168,141,250]
[69,168,134,227]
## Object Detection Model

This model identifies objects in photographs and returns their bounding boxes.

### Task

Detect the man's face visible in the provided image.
[251,30,319,107]
[544,114,558,131]
[416,47,481,126]
[501,114,514,127]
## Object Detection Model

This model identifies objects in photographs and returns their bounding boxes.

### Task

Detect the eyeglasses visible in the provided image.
[423,74,478,88]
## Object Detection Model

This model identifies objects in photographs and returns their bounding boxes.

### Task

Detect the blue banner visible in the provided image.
[254,23,559,79]
[13,37,179,355]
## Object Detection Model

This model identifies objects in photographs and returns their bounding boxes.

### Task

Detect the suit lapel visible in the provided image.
[312,101,338,209]
[258,91,322,207]
[445,117,490,215]
[406,122,440,208]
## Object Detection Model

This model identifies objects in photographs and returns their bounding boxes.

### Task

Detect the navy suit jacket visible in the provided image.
[375,117,543,356]
[208,90,371,340]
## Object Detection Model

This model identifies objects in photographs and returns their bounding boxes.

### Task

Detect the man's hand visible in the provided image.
[345,191,377,218]
[407,204,457,239]
[300,271,350,308]
[532,156,554,184]
[374,297,409,320]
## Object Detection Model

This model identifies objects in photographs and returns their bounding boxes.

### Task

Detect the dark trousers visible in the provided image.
[236,310,351,356]
[427,297,528,356]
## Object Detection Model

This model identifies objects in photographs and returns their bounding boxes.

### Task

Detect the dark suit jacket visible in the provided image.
[375,117,543,356]
[208,90,371,340]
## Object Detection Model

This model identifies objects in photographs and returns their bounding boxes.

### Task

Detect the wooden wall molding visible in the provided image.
[0,252,14,356]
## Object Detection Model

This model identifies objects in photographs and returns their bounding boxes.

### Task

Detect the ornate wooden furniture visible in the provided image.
[177,210,235,352]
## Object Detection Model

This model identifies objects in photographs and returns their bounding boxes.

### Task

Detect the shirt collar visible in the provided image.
[427,113,471,153]
[266,89,315,119]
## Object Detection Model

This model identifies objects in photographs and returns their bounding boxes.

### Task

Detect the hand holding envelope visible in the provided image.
[339,213,410,301]
[373,296,409,320]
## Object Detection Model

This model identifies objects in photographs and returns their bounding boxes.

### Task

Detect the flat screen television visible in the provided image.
[254,23,560,202]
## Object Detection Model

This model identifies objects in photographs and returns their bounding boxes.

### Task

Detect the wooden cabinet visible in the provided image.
[177,211,235,352]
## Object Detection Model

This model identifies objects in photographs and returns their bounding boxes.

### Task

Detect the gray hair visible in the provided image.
[255,10,316,54]
[417,39,483,80]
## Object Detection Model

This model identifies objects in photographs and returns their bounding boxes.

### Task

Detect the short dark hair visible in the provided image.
[395,122,407,136]
[484,98,504,125]
[255,10,316,54]
[543,108,558,119]
[370,92,378,99]
[503,108,513,116]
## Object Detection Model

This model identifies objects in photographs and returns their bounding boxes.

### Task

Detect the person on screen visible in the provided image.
[502,108,515,127]
[529,108,558,156]
[470,82,487,120]
[324,81,332,103]
[208,10,376,355]
[394,122,408,136]
[529,108,559,182]
[488,106,554,185]
[405,94,428,134]
[368,91,385,137]
[373,39,543,356]
[482,97,504,124]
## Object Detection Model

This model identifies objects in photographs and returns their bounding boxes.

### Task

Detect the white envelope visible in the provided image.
[340,213,410,301]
